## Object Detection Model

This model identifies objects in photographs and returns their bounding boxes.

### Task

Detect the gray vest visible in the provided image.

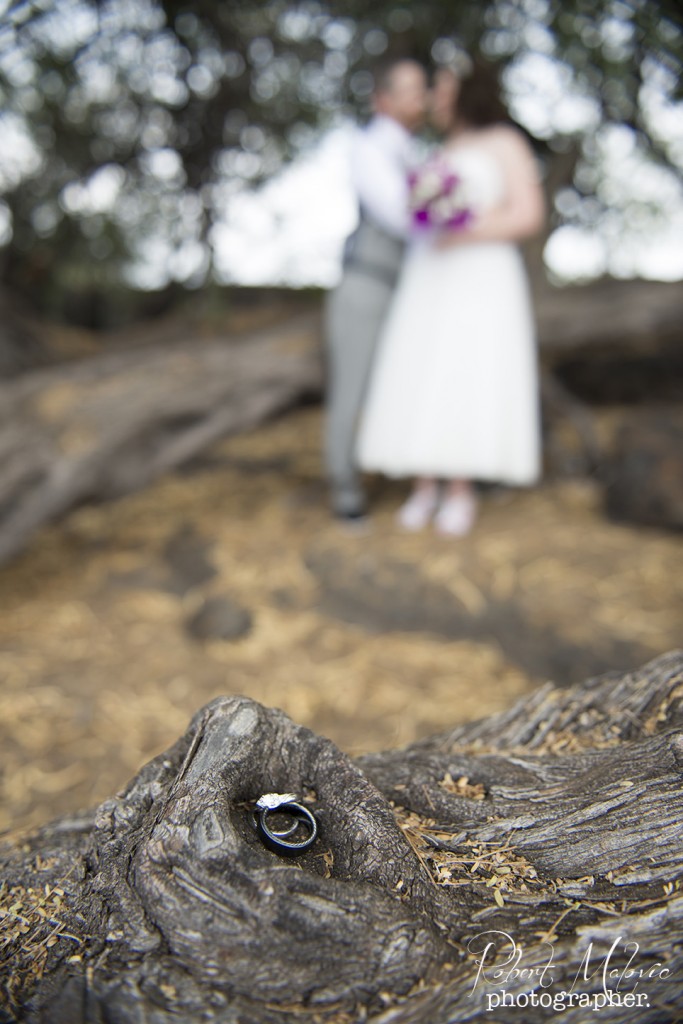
[342,211,405,287]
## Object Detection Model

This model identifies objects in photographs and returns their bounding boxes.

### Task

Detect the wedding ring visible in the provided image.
[253,793,318,856]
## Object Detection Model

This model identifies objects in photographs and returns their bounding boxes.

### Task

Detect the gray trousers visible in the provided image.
[324,221,404,514]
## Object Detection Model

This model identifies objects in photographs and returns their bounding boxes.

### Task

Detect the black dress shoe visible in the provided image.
[334,507,367,522]
[333,506,370,532]
[331,497,368,520]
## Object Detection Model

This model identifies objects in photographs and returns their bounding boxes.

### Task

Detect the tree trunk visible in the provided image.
[1,650,682,1023]
[0,288,46,377]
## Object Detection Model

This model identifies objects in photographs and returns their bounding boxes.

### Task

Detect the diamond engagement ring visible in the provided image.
[253,792,318,856]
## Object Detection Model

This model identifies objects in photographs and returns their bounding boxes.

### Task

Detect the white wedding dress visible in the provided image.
[356,145,540,485]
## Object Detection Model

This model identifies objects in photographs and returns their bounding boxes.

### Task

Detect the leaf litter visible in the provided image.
[0,405,681,838]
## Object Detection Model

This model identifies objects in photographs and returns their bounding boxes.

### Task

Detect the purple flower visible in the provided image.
[445,208,474,230]
[413,208,432,227]
[442,172,461,192]
[408,158,474,233]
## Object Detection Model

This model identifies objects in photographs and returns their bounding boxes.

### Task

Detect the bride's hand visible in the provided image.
[434,230,468,250]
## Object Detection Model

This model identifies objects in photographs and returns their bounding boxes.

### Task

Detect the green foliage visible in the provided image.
[0,0,680,318]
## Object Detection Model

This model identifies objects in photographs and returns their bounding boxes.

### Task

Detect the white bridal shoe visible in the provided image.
[397,486,440,531]
[434,490,477,536]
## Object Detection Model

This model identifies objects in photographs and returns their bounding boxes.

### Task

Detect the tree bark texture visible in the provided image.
[1,651,682,1023]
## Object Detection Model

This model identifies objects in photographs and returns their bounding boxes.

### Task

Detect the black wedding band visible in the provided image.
[255,800,318,856]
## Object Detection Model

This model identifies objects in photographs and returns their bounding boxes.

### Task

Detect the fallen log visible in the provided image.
[0,311,322,566]
[1,650,682,1023]
[533,276,683,359]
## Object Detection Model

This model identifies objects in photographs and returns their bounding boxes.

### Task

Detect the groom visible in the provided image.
[324,58,427,522]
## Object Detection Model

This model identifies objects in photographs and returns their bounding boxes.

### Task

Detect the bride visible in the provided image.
[355,59,545,535]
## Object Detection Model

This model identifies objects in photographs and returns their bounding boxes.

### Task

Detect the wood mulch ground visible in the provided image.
[1,404,681,836]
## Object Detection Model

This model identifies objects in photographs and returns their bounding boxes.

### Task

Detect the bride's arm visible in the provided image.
[439,127,545,246]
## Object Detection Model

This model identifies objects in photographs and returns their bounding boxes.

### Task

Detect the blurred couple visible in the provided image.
[324,56,544,535]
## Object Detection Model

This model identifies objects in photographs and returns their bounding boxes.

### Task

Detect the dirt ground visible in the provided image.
[0,404,681,835]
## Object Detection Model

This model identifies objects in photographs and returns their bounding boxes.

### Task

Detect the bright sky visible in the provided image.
[210,126,357,289]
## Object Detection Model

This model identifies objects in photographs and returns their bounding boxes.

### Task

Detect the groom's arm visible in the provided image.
[350,130,410,240]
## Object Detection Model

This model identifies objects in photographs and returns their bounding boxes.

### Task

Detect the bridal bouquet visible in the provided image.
[408,156,473,231]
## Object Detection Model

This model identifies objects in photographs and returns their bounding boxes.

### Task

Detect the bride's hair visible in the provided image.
[454,58,510,127]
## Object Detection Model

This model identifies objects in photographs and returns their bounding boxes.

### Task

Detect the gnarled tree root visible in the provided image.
[1,651,682,1022]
